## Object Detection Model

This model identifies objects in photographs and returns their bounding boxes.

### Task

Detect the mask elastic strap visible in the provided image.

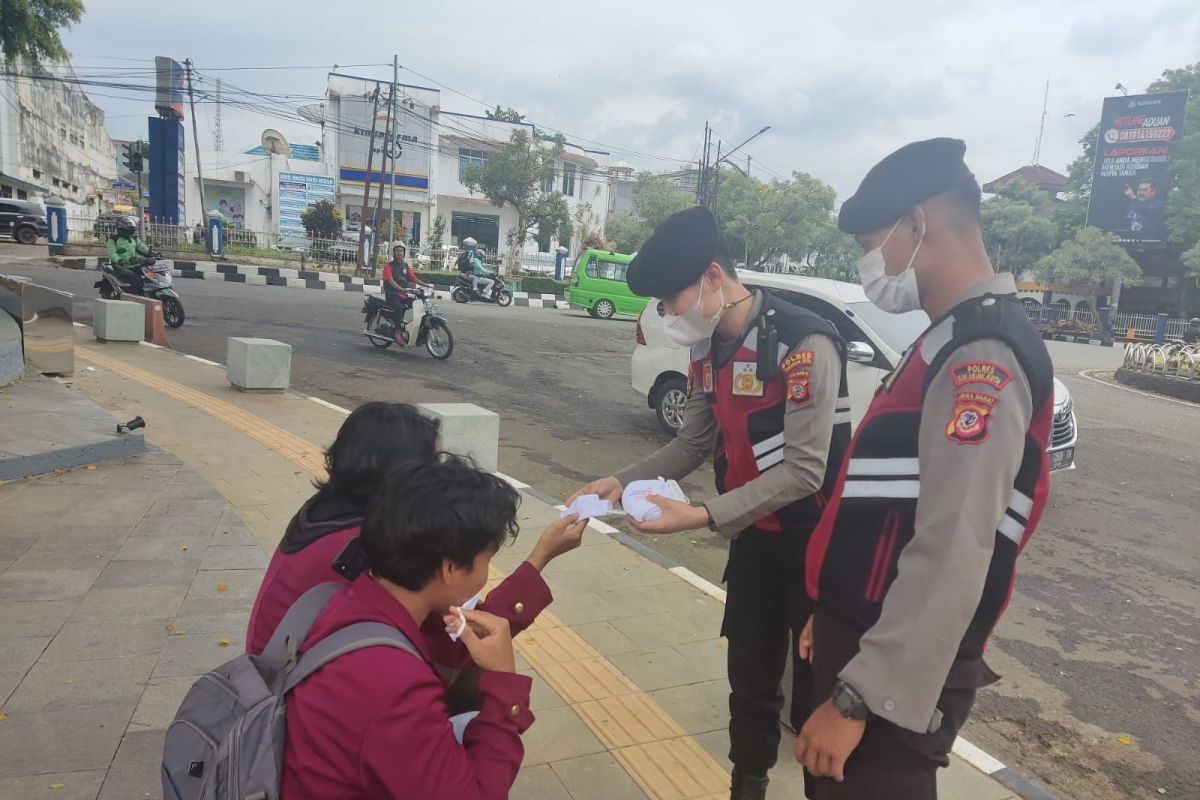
[905,220,927,271]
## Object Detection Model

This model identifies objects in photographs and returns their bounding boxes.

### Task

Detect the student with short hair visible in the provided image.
[282,456,550,799]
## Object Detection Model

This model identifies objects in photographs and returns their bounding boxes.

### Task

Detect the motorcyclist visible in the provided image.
[382,243,430,345]
[472,248,496,297]
[105,220,151,288]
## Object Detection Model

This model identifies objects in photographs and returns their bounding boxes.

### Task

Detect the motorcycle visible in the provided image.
[451,272,513,307]
[95,256,185,328]
[362,288,454,360]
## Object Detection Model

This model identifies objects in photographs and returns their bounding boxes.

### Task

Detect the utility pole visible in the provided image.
[697,122,710,205]
[747,155,751,177]
[388,54,398,251]
[370,80,397,269]
[1033,78,1049,165]
[356,86,382,273]
[709,141,722,210]
[184,59,207,224]
[213,78,223,151]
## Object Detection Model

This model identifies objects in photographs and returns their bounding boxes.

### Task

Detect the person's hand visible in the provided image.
[527,513,589,571]
[444,609,515,673]
[629,496,709,534]
[798,616,814,663]
[566,476,623,506]
[794,700,866,782]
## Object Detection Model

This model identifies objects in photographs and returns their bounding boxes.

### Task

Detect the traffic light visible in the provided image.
[122,141,145,173]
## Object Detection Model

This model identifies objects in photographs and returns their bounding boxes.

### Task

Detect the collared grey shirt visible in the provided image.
[839,272,1034,733]
[615,290,840,538]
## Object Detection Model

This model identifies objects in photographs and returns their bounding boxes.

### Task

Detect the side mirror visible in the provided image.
[847,341,876,364]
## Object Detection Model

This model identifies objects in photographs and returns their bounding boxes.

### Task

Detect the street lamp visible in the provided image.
[719,126,771,167]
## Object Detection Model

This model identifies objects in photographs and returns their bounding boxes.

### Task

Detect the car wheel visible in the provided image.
[15,226,38,245]
[655,377,688,435]
[594,299,616,320]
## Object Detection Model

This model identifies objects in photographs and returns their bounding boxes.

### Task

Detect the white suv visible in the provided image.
[631,271,1077,471]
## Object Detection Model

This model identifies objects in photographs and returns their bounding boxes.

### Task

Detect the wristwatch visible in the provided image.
[830,680,871,721]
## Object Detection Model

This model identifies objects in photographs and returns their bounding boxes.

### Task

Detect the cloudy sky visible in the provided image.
[61,0,1200,200]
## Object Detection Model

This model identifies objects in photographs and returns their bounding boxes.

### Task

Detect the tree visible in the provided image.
[714,169,836,269]
[604,212,644,254]
[0,0,84,65]
[571,185,606,252]
[485,105,525,123]
[981,179,1057,277]
[632,173,692,231]
[1056,124,1099,242]
[1152,64,1200,255]
[1033,227,1142,286]
[802,225,860,282]
[429,214,446,252]
[462,129,570,271]
[300,200,342,240]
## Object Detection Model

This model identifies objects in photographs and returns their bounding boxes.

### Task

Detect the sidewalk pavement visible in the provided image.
[0,327,1027,799]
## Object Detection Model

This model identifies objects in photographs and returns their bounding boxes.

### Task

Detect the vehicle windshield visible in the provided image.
[846,302,930,354]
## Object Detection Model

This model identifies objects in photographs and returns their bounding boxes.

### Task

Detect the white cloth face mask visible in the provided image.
[858,217,924,314]
[663,278,725,346]
[449,591,483,641]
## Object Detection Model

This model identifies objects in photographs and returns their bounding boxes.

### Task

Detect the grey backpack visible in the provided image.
[161,583,420,800]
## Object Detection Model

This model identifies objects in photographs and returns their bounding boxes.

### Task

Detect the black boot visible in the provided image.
[731,768,769,800]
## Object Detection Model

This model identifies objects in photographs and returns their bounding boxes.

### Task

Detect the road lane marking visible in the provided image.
[1078,369,1200,410]
[307,396,351,415]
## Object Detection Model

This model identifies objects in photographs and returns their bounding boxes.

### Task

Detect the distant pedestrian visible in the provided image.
[796,138,1055,799]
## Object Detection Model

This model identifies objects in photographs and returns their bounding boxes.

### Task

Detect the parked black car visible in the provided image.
[93,213,138,240]
[0,199,48,245]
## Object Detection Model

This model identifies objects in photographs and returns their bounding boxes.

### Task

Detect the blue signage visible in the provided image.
[277,171,336,234]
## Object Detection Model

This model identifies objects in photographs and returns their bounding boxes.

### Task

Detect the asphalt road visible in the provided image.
[4,245,1197,799]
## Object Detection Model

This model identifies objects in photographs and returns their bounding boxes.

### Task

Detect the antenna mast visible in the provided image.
[1033,78,1049,165]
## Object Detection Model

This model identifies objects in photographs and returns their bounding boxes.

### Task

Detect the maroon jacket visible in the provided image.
[282,575,535,800]
[247,523,552,657]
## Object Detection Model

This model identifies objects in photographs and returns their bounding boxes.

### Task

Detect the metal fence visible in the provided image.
[68,216,573,277]
[1123,343,1200,380]
[1021,302,1192,341]
[1110,312,1189,341]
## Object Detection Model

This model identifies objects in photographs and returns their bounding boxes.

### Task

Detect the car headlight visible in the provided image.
[1054,396,1073,423]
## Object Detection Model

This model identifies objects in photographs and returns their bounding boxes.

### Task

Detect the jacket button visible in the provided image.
[513,602,525,614]
[883,700,896,712]
[509,704,522,718]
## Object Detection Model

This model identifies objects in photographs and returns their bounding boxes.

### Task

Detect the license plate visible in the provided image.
[1050,447,1074,471]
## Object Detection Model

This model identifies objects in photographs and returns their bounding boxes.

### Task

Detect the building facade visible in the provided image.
[0,62,117,218]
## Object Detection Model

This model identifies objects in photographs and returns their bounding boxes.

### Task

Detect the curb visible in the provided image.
[77,331,1056,800]
[50,257,569,309]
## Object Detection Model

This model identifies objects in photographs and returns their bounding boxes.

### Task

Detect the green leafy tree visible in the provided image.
[632,173,692,232]
[1151,64,1200,255]
[0,0,84,65]
[300,200,342,240]
[802,225,860,282]
[485,105,525,123]
[715,168,836,269]
[1033,227,1142,286]
[429,214,446,252]
[604,212,644,254]
[981,179,1057,276]
[1056,124,1099,242]
[462,129,570,272]
[571,185,606,251]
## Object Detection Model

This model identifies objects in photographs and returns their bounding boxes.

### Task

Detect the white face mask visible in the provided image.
[448,590,483,642]
[858,217,925,314]
[663,278,725,346]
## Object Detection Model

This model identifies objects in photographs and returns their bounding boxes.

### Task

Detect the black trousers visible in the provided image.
[806,609,980,800]
[721,526,814,777]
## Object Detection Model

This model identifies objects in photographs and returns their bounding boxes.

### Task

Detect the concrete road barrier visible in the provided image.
[92,299,144,342]
[119,294,171,347]
[418,403,500,472]
[227,337,291,392]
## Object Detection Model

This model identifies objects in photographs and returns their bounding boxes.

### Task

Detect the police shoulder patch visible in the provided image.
[783,349,815,405]
[950,361,1012,390]
[781,350,815,372]
[946,390,999,445]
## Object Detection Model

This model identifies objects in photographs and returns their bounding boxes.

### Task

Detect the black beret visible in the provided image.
[627,205,721,298]
[838,138,975,235]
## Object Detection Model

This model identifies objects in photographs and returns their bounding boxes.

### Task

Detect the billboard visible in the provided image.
[147,116,185,224]
[1086,90,1190,243]
[334,85,433,194]
[154,56,185,120]
[278,172,336,235]
[202,183,247,226]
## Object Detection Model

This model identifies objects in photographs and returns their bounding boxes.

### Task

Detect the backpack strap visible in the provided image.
[283,622,422,693]
[260,582,342,668]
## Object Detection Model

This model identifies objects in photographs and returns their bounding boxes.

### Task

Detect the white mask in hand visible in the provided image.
[663,278,725,346]
[448,591,483,642]
[858,217,924,314]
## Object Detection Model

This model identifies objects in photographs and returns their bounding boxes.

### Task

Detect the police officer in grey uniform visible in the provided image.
[569,206,851,800]
[794,139,1055,799]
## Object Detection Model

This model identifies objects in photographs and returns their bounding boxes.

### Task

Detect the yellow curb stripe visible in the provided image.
[77,346,327,477]
[79,344,730,799]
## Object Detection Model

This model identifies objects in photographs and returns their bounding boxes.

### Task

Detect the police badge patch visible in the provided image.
[787,368,812,405]
[950,361,1012,390]
[946,391,998,444]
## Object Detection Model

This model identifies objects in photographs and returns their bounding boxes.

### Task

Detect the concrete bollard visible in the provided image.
[226,337,291,392]
[92,299,145,342]
[418,403,500,473]
[119,295,170,347]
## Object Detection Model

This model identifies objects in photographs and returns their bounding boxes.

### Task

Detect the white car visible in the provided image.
[631,271,1077,471]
